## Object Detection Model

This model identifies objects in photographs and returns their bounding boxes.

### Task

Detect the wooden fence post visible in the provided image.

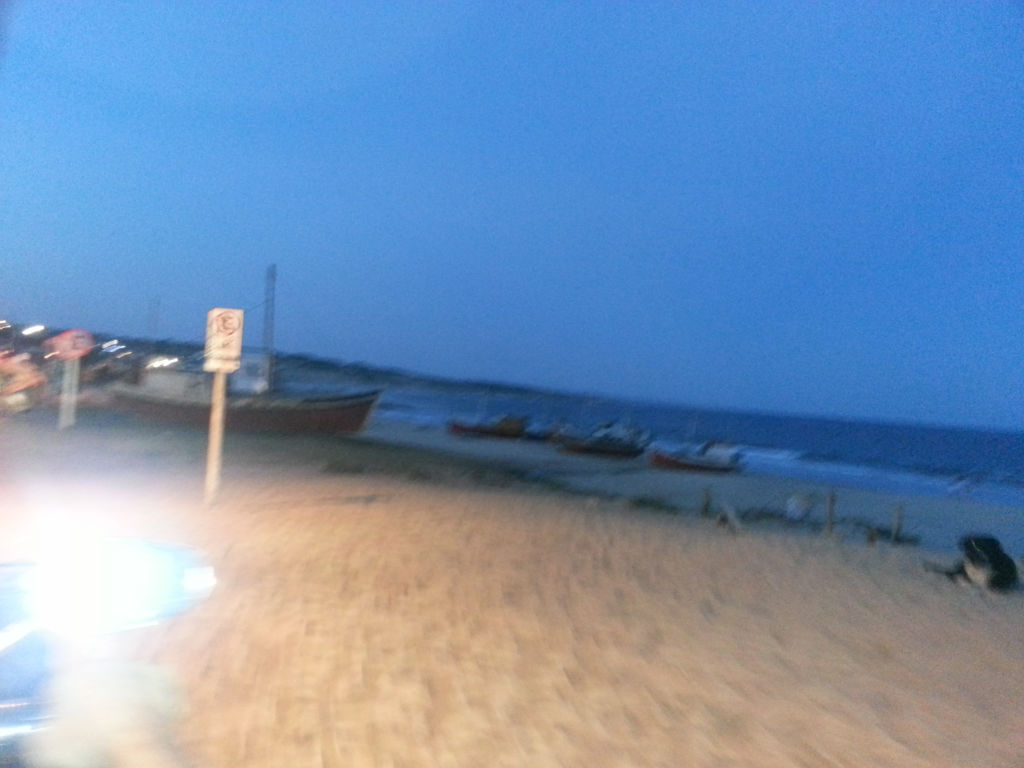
[891,505,904,542]
[825,490,836,536]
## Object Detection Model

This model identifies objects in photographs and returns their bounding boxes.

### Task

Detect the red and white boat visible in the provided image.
[649,442,742,473]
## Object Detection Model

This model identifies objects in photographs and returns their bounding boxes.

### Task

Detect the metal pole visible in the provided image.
[263,264,276,390]
[204,371,228,505]
[58,357,80,429]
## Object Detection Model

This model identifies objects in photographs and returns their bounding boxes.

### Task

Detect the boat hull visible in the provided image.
[110,387,382,434]
[447,418,526,439]
[649,450,739,473]
[559,438,646,458]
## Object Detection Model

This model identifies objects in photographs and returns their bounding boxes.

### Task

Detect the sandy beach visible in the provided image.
[2,406,1023,767]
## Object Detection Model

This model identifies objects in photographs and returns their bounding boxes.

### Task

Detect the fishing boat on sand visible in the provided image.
[109,364,381,434]
[559,421,651,458]
[649,442,742,473]
[524,420,570,442]
[448,415,527,439]
[108,265,381,435]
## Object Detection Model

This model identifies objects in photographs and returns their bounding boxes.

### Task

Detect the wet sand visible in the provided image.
[3,407,1023,767]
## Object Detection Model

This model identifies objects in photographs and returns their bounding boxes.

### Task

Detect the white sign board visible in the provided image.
[203,308,244,373]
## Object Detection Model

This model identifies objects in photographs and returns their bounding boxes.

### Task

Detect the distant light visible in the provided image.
[22,325,45,336]
[145,356,179,369]
[101,339,120,349]
[0,320,10,331]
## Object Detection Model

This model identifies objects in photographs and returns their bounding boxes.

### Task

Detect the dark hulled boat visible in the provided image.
[108,266,381,435]
[558,421,651,458]
[109,366,380,435]
[447,415,527,439]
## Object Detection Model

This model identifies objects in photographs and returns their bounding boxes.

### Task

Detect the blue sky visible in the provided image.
[1,2,1022,429]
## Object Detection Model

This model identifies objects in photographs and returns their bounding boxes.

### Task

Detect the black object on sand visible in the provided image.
[926,535,1019,592]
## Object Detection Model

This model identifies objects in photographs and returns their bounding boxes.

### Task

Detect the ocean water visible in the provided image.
[368,384,1024,509]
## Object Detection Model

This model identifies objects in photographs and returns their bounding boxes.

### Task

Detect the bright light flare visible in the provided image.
[22,534,215,637]
[21,325,45,336]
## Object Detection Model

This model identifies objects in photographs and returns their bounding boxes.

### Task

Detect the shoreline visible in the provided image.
[13,402,1023,557]
[353,417,1024,557]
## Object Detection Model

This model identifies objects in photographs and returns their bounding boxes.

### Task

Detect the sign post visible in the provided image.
[49,329,95,429]
[58,357,80,429]
[203,308,244,505]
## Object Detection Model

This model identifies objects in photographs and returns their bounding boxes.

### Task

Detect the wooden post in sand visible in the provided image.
[202,308,244,505]
[205,371,228,505]
[700,487,712,518]
[891,505,904,542]
[825,490,836,536]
